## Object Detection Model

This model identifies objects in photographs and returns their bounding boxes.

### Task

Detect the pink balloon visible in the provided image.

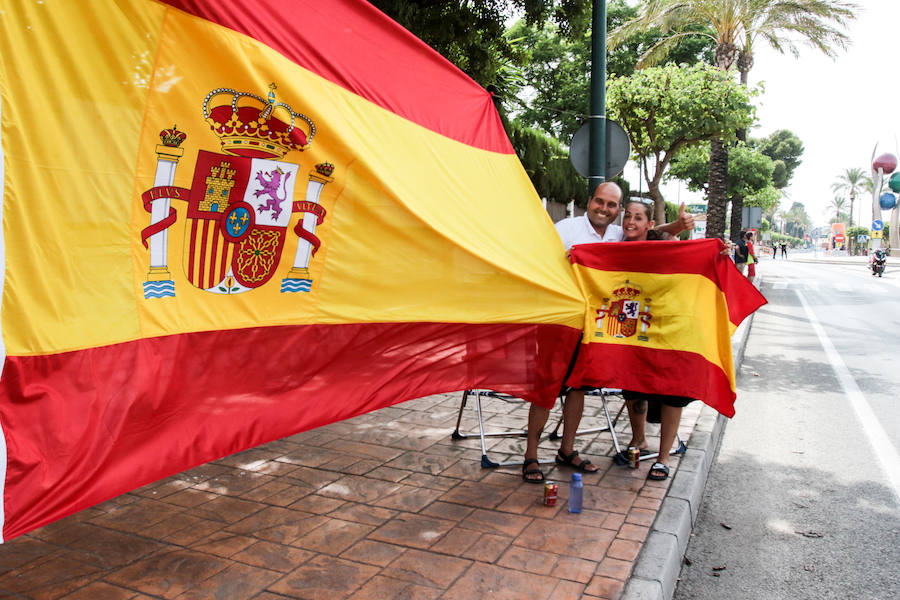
[873,153,898,173]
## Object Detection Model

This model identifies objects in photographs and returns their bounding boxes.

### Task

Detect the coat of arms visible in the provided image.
[595,281,652,341]
[139,84,334,298]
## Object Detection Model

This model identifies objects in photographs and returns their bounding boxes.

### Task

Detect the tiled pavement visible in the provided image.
[0,390,706,600]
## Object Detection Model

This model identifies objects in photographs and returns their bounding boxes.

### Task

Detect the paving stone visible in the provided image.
[340,539,407,567]
[597,557,634,581]
[232,540,314,572]
[269,554,379,598]
[514,521,615,561]
[346,575,442,600]
[443,562,558,599]
[497,545,558,576]
[105,548,231,598]
[381,548,472,588]
[368,513,456,550]
[290,518,374,555]
[460,533,512,563]
[584,575,626,599]
[457,507,532,538]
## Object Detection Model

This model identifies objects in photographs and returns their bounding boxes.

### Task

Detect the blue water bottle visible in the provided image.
[568,472,583,513]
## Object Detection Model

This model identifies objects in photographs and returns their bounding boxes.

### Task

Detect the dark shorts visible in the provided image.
[621,390,694,408]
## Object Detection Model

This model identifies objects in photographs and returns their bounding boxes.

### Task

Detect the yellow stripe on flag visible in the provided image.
[1,1,583,356]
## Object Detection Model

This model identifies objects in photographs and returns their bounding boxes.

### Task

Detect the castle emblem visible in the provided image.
[140,85,335,298]
[594,281,652,340]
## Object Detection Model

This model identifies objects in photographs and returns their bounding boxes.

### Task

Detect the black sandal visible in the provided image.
[522,458,545,483]
[555,449,598,473]
[647,462,670,481]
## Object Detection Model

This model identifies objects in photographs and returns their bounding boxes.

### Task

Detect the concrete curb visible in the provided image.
[620,287,757,600]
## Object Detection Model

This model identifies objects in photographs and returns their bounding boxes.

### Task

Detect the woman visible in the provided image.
[619,200,693,481]
[745,230,757,283]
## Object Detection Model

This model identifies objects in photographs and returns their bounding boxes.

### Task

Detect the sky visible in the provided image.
[625,0,900,229]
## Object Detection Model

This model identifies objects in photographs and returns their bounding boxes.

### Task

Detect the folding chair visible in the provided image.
[450,388,626,469]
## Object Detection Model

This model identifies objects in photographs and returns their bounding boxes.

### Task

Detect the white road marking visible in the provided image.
[796,289,900,504]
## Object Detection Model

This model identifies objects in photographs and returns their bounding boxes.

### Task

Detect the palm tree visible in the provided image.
[828,195,848,224]
[831,167,871,227]
[610,0,857,240]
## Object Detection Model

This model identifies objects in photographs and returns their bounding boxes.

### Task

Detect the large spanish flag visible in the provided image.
[565,239,766,417]
[0,0,585,540]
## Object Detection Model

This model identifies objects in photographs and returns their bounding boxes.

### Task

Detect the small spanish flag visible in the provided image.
[565,239,767,417]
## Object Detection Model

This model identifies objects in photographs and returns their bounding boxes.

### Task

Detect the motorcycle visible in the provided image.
[870,249,887,277]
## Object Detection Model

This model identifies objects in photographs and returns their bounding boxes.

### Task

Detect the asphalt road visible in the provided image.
[674,256,900,600]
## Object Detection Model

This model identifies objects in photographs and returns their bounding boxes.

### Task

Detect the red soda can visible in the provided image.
[543,481,558,506]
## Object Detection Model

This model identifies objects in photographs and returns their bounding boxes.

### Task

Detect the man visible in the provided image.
[522,182,695,482]
[733,231,749,274]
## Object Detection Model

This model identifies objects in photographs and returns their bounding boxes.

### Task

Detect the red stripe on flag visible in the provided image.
[570,239,766,327]
[198,219,209,289]
[187,218,198,284]
[0,321,579,540]
[566,343,737,418]
[219,240,229,286]
[157,0,512,154]
[208,222,220,289]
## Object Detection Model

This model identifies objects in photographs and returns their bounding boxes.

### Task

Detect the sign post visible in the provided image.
[588,0,607,195]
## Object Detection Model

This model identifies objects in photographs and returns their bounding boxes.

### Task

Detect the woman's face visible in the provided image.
[623,202,654,241]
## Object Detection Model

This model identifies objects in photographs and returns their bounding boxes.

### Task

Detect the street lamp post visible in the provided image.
[588,0,607,195]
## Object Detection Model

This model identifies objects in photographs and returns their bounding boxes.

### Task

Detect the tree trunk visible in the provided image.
[648,181,665,224]
[707,139,729,239]
[729,127,746,240]
[729,57,753,240]
[644,157,667,224]
[706,44,739,241]
[729,192,744,238]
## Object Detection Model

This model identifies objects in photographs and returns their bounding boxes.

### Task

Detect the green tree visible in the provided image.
[783,201,812,238]
[606,63,754,223]
[753,129,804,189]
[831,167,871,227]
[511,0,713,139]
[610,0,856,240]
[369,1,592,91]
[846,225,869,254]
[506,120,586,203]
[667,142,780,212]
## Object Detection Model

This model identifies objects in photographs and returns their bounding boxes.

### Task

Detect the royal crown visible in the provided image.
[159,125,187,147]
[315,162,335,177]
[202,85,316,160]
[612,281,642,300]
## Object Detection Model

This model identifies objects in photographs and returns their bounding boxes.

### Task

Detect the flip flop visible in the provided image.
[647,462,670,481]
[555,449,599,473]
[522,458,545,483]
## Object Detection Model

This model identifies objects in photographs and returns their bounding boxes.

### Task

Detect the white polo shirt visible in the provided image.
[554,214,624,250]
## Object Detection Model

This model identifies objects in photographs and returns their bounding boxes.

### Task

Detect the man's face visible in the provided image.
[586,186,621,231]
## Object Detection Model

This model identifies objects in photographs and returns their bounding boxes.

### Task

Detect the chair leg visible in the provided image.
[451,389,470,440]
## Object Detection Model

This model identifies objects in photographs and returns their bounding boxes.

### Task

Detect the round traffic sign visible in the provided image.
[872,219,884,231]
[834,233,845,243]
[569,120,631,179]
